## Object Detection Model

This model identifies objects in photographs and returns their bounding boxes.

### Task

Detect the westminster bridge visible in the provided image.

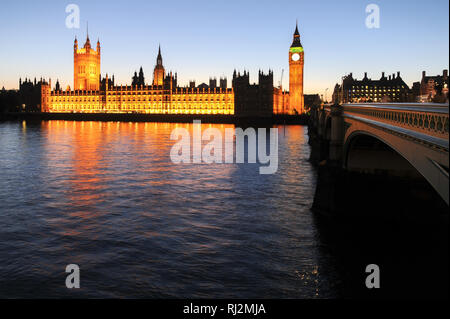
[309,103,449,206]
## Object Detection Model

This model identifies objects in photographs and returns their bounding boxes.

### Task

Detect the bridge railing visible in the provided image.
[340,103,449,142]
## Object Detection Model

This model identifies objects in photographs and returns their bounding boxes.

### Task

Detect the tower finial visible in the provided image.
[87,21,89,40]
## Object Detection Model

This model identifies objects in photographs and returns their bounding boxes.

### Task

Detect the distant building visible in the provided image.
[232,70,274,117]
[304,94,321,112]
[0,88,20,113]
[219,77,227,90]
[209,78,217,89]
[131,67,145,87]
[19,77,46,111]
[414,69,449,103]
[333,72,411,104]
[411,81,421,101]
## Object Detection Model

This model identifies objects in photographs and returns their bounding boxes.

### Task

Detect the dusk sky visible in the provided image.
[0,0,448,96]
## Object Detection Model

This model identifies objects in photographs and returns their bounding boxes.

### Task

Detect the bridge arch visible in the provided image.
[343,124,449,205]
[344,131,422,178]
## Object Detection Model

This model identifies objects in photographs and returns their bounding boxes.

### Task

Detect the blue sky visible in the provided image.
[0,0,448,96]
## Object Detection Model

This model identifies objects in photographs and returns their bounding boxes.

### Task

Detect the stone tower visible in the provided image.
[74,28,101,91]
[289,22,304,114]
[153,45,165,86]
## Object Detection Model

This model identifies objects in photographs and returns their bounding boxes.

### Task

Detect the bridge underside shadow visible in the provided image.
[346,134,423,178]
[342,133,448,215]
[313,131,448,220]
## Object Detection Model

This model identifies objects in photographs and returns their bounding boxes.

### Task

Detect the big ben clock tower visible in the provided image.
[289,22,304,114]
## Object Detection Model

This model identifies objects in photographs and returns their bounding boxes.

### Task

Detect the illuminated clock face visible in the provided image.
[292,53,300,61]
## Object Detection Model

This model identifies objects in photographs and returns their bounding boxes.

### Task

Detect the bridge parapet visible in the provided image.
[342,103,449,143]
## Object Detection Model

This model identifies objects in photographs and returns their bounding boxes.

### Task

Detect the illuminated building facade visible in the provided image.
[273,22,305,115]
[41,24,305,116]
[42,33,234,115]
[333,72,411,103]
[288,22,305,114]
[415,69,449,102]
[153,46,165,86]
[41,75,234,115]
[73,34,101,91]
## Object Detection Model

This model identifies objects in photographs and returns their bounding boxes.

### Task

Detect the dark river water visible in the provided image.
[1,120,448,299]
[0,120,344,298]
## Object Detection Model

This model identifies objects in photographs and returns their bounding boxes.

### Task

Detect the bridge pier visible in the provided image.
[329,104,344,165]
[308,102,449,217]
[307,103,449,298]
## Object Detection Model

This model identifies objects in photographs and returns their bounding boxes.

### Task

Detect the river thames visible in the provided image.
[0,120,344,298]
[0,120,447,298]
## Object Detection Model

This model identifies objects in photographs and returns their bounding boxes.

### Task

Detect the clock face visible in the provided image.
[292,53,300,61]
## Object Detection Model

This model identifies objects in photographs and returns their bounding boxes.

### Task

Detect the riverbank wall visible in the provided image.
[0,112,309,126]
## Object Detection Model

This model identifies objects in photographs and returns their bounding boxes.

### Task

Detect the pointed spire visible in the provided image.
[291,20,302,48]
[83,22,91,49]
[156,44,163,66]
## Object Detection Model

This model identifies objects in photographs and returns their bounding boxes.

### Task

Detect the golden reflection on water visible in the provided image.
[0,120,337,298]
[40,120,241,214]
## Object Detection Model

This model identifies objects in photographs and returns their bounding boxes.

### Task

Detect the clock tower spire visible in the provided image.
[153,44,165,86]
[289,21,304,114]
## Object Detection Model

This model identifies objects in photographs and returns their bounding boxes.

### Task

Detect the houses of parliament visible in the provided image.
[40,24,305,116]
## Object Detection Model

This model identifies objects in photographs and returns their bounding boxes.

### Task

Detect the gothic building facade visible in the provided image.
[40,24,305,116]
[73,33,101,91]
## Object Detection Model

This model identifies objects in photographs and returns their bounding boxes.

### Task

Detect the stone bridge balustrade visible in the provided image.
[342,103,449,141]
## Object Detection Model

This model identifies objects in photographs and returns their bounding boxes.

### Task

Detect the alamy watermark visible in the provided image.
[365,4,380,29]
[169,120,279,175]
[65,264,80,289]
[365,264,380,289]
[65,4,80,29]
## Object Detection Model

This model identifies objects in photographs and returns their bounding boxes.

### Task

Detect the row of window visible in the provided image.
[52,98,232,103]
[49,107,234,114]
[77,65,97,75]
[352,86,406,89]
[349,93,401,97]
[51,103,233,108]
